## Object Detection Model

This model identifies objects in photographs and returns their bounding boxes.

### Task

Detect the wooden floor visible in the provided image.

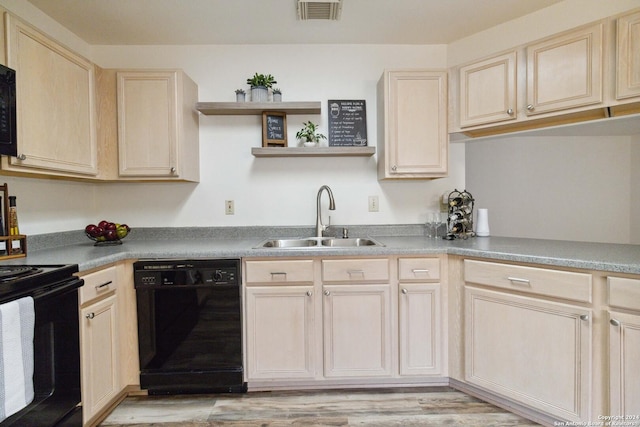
[100,387,541,426]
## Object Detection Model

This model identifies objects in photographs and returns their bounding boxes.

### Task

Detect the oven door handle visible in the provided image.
[33,278,84,301]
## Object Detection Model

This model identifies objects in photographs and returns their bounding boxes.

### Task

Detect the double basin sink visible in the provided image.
[254,237,384,249]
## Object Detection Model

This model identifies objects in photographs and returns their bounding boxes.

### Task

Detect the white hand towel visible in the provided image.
[0,296,35,422]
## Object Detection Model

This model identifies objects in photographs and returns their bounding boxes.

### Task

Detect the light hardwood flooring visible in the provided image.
[100,387,541,426]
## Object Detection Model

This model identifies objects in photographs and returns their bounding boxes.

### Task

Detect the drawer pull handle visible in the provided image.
[347,270,365,278]
[96,280,112,290]
[306,291,313,297]
[580,314,589,321]
[401,288,408,294]
[507,277,530,285]
[270,272,287,279]
[610,319,621,327]
[86,313,95,320]
[412,269,429,274]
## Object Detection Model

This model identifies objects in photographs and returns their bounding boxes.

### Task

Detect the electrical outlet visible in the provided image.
[225,200,234,215]
[368,196,379,212]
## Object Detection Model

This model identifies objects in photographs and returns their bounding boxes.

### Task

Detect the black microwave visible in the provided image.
[0,63,16,157]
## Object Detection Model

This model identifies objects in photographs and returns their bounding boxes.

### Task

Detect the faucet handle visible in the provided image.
[342,227,349,238]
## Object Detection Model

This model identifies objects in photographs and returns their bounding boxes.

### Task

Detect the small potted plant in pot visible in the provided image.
[246,73,276,102]
[235,89,245,102]
[296,121,327,147]
[272,88,282,102]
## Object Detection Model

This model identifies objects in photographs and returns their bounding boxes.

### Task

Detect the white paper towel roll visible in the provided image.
[476,208,490,237]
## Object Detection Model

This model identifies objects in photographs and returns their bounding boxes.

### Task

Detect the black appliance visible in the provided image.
[0,64,17,157]
[0,264,84,427]
[134,258,246,395]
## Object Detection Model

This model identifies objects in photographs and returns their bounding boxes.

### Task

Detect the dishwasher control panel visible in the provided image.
[134,259,240,287]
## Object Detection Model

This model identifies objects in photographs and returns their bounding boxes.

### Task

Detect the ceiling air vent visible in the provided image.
[297,0,342,20]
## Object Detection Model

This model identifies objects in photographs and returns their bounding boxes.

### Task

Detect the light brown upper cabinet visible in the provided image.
[378,70,448,180]
[459,51,517,128]
[116,70,199,182]
[616,10,640,101]
[1,14,98,178]
[525,22,604,116]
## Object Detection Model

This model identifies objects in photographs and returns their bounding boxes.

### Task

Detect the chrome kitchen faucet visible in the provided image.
[316,185,336,237]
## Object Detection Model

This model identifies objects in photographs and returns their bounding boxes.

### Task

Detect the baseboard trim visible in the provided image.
[449,378,560,427]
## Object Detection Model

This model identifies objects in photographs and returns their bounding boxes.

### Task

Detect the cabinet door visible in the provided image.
[379,70,448,179]
[465,287,591,422]
[609,310,640,416]
[80,294,119,424]
[245,286,316,379]
[616,10,640,100]
[323,284,392,377]
[4,15,97,176]
[117,71,179,178]
[526,23,604,116]
[459,51,517,128]
[399,283,441,376]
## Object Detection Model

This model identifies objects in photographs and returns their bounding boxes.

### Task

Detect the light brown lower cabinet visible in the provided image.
[244,256,446,386]
[79,267,120,426]
[608,276,640,417]
[465,286,592,422]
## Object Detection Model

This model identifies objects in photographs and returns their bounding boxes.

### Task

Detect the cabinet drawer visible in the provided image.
[245,260,314,285]
[464,259,592,303]
[608,277,640,311]
[398,257,440,281]
[322,258,389,283]
[79,266,118,305]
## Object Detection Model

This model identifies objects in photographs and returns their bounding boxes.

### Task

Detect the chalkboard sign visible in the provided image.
[262,111,287,147]
[328,100,367,147]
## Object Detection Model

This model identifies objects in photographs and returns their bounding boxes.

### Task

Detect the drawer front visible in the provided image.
[245,259,314,285]
[464,259,592,303]
[608,277,640,311]
[398,257,440,281]
[79,266,118,305]
[322,258,389,283]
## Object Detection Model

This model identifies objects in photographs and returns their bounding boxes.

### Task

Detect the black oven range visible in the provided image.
[0,263,83,427]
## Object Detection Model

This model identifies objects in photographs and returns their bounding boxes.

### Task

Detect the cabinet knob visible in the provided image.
[610,318,621,327]
[401,288,408,294]
[170,167,176,174]
[17,153,26,161]
[86,312,95,320]
[506,108,514,115]
[526,104,534,112]
[579,314,589,321]
[324,290,331,296]
[391,165,397,172]
[306,291,313,297]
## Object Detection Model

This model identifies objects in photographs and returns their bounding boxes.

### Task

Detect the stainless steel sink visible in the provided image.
[256,238,319,248]
[320,238,381,247]
[254,237,383,249]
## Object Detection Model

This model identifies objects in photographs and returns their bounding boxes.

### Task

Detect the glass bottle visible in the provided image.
[9,196,19,235]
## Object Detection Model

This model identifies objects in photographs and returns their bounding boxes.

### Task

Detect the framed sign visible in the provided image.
[328,100,367,146]
[262,111,287,147]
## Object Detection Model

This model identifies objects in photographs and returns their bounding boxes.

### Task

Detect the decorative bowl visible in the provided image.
[85,221,130,246]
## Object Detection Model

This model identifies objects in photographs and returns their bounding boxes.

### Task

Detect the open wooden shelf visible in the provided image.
[196,101,321,115]
[251,146,375,157]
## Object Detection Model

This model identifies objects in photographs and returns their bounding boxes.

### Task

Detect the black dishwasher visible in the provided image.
[134,259,246,394]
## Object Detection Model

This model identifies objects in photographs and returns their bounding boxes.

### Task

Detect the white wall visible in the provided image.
[90,44,463,229]
[465,135,635,244]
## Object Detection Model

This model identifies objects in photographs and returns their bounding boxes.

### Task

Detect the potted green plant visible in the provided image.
[296,121,327,147]
[272,88,282,102]
[235,88,245,102]
[246,73,277,102]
